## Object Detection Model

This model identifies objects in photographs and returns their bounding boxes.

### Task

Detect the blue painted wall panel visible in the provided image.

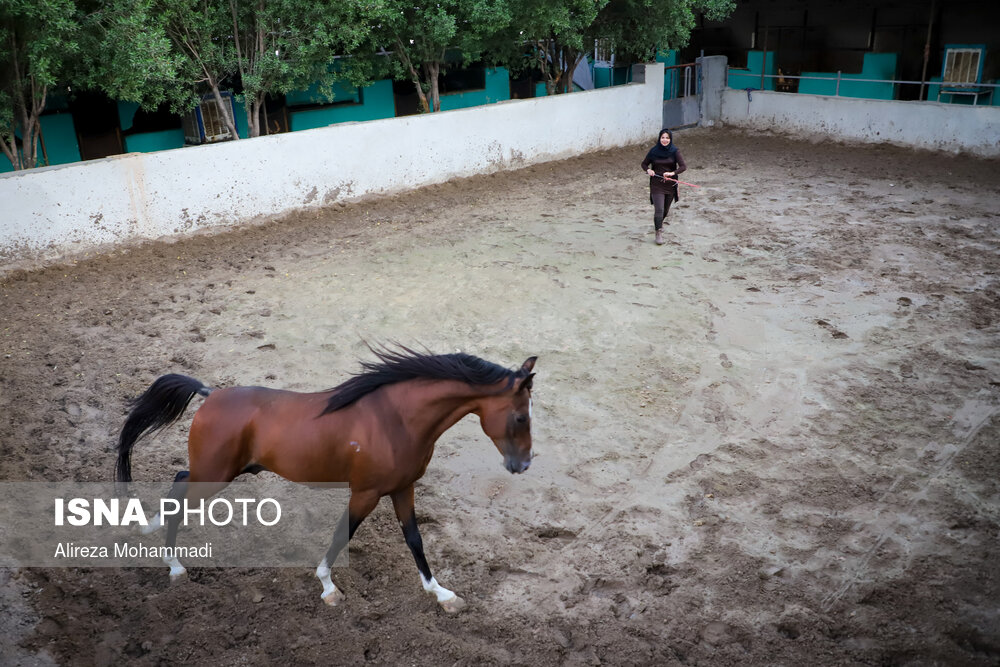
[728,51,776,91]
[438,68,510,111]
[799,53,898,100]
[124,129,186,153]
[1,113,81,173]
[289,80,396,131]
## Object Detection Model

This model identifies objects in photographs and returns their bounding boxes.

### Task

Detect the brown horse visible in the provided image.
[116,347,536,613]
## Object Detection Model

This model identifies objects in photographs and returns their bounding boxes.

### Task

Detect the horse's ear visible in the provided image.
[515,357,536,392]
[520,357,537,374]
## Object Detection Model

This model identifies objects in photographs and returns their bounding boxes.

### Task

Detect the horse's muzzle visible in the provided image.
[505,455,531,474]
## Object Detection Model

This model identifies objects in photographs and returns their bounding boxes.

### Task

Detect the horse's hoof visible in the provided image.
[439,595,466,614]
[322,588,346,606]
[169,570,187,585]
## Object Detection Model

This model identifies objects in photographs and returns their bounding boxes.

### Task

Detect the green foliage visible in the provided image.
[229,0,377,99]
[80,0,193,113]
[2,0,735,167]
[503,0,607,95]
[227,0,388,134]
[374,0,511,112]
[591,0,735,62]
[499,0,733,94]
[84,0,387,137]
[511,0,604,54]
[0,0,79,91]
[0,0,81,168]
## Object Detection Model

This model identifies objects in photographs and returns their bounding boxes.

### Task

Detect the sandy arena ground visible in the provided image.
[1,128,998,666]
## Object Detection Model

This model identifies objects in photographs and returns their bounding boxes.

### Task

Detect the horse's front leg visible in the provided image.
[390,485,466,613]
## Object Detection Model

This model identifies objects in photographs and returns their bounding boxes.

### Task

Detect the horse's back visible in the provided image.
[188,385,343,482]
[187,384,409,488]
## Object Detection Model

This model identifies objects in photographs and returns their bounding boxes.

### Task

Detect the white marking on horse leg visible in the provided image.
[164,554,186,582]
[316,559,345,605]
[421,574,466,612]
[421,574,455,603]
[141,512,163,535]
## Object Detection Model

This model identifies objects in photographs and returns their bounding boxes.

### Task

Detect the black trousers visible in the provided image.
[651,191,673,231]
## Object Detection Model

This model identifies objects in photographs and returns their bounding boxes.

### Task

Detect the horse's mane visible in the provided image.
[320,346,518,416]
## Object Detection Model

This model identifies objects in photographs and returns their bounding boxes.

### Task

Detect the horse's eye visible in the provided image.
[516,414,528,424]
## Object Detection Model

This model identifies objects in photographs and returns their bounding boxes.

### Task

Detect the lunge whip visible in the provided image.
[657,174,700,188]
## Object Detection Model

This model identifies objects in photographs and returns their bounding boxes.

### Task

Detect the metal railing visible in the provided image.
[727,70,998,105]
[665,62,701,100]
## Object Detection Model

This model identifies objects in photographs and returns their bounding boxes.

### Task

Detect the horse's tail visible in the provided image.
[116,374,212,483]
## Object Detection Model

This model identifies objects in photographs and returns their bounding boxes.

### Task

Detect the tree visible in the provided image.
[376,0,510,113]
[0,0,80,170]
[85,0,238,137]
[91,0,386,140]
[590,0,735,63]
[504,0,606,96]
[501,0,734,96]
[225,0,385,137]
[80,0,193,114]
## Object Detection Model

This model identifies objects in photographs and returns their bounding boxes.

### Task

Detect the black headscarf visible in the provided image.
[646,128,678,161]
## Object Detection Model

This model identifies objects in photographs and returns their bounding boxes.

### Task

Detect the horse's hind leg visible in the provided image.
[140,471,186,537]
[390,485,466,613]
[316,490,378,606]
[161,471,190,581]
[154,471,230,582]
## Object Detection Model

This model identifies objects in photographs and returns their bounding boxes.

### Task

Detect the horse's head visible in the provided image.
[477,357,536,474]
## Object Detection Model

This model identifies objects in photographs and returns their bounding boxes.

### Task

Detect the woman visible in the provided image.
[641,128,687,245]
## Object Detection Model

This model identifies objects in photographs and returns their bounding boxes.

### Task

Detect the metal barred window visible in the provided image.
[942,48,982,86]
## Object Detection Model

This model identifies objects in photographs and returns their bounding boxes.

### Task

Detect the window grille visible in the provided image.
[183,92,237,145]
[942,48,982,86]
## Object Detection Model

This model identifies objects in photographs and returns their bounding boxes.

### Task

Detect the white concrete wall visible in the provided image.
[719,88,1000,157]
[1,63,664,268]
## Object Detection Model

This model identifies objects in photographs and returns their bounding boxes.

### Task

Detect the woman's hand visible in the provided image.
[646,168,656,176]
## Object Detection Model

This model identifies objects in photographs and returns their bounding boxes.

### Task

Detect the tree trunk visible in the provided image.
[1,39,47,170]
[535,39,581,96]
[536,39,558,96]
[413,78,430,113]
[425,61,441,112]
[165,27,239,140]
[2,93,46,170]
[208,83,241,140]
[0,135,19,170]
[242,5,266,137]
[18,105,35,168]
[558,49,583,94]
[395,38,431,113]
[227,0,250,139]
[246,96,264,138]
